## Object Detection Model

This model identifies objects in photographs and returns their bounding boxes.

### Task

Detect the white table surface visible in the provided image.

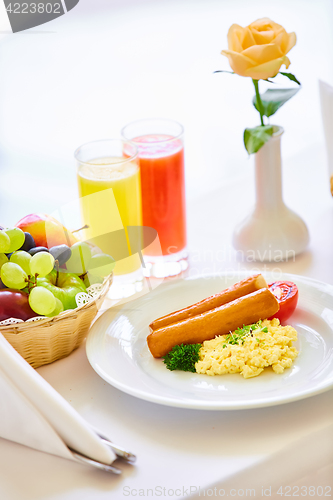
[0,144,332,500]
[0,0,333,498]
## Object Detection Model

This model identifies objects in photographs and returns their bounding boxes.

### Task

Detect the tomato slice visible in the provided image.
[268,281,298,323]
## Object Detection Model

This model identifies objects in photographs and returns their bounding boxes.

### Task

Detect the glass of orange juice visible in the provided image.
[75,139,143,298]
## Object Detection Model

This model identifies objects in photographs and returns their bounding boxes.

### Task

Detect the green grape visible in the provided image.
[29,251,55,277]
[10,251,32,275]
[0,253,8,271]
[66,242,92,274]
[0,231,10,253]
[29,286,56,316]
[46,297,64,317]
[4,228,25,253]
[88,253,115,278]
[1,262,28,289]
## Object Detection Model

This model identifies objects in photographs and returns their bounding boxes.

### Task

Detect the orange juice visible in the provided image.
[77,157,142,275]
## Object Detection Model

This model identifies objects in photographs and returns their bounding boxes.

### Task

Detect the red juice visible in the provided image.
[133,134,186,256]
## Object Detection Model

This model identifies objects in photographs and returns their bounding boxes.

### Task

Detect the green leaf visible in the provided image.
[279,72,301,85]
[252,88,300,118]
[244,125,274,155]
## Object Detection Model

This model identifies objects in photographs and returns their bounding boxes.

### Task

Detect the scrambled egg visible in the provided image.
[195,318,298,379]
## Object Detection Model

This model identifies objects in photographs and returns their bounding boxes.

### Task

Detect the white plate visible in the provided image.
[86,272,333,410]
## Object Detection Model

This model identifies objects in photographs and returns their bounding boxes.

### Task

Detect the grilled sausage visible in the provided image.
[149,274,267,332]
[147,288,279,358]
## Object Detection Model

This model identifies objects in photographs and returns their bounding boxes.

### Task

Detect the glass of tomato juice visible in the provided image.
[121,119,187,278]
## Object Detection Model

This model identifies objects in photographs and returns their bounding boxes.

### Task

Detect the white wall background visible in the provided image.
[0,0,332,225]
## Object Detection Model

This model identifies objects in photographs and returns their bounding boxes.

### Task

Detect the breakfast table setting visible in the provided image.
[1,1,333,499]
[1,148,333,500]
[0,143,332,499]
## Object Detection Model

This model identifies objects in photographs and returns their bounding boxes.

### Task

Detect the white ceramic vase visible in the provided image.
[233,126,309,262]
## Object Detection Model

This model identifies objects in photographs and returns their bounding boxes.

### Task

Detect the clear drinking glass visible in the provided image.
[121,119,188,278]
[75,139,143,298]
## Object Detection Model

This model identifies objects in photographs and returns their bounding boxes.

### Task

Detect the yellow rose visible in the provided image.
[221,18,296,80]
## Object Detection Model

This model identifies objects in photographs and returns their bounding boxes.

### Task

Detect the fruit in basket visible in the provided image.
[37,270,87,310]
[30,251,55,277]
[46,297,64,317]
[0,216,112,322]
[29,246,50,256]
[10,250,31,275]
[29,286,56,316]
[0,253,9,270]
[20,232,36,252]
[15,213,77,249]
[0,289,38,321]
[0,231,10,253]
[1,262,28,289]
[3,228,25,253]
[0,279,7,289]
[65,241,91,274]
[49,244,72,266]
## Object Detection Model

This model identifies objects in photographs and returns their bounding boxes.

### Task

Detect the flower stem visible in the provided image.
[253,79,264,126]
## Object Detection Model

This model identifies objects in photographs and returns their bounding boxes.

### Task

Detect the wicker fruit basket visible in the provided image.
[0,274,113,369]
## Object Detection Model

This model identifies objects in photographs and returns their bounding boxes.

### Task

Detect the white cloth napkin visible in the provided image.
[0,333,116,467]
